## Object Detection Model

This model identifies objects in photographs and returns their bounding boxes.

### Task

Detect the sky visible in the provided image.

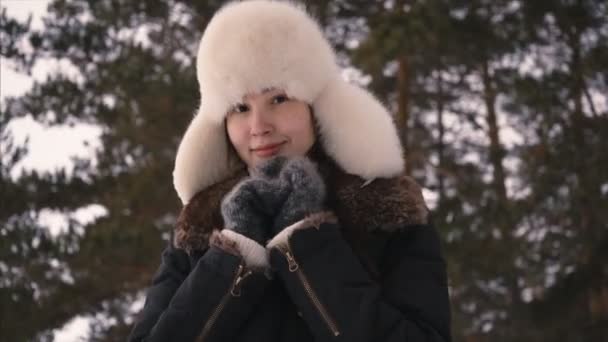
[1,2,106,341]
[1,0,50,100]
[2,1,605,340]
[1,0,106,247]
[1,0,103,182]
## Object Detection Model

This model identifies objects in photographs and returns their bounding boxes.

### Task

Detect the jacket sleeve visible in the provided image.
[267,213,451,342]
[128,241,272,342]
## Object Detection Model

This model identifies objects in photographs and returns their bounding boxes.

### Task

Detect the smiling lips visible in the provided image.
[252,141,286,157]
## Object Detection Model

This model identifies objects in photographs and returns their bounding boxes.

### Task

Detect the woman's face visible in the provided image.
[226,88,315,168]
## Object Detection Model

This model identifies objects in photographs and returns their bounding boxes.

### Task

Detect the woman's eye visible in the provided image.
[231,104,249,113]
[272,94,289,104]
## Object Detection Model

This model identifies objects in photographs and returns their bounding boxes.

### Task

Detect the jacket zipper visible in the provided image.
[280,242,341,337]
[197,263,253,341]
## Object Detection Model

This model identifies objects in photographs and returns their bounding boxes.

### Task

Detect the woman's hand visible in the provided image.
[220,158,290,244]
[222,156,326,242]
[272,156,326,234]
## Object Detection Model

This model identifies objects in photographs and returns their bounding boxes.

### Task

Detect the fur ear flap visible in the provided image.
[312,77,405,180]
[173,108,242,205]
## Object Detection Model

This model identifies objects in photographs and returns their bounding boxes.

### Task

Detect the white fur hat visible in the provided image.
[173,0,404,204]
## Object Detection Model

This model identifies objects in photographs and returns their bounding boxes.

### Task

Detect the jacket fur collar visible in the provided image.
[173,149,428,254]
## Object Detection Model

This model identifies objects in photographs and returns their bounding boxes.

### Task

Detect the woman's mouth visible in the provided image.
[252,142,286,158]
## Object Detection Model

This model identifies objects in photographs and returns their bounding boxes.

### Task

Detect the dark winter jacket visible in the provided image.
[129,156,452,342]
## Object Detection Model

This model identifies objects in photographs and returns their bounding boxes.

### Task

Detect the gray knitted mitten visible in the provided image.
[272,156,326,234]
[220,158,290,244]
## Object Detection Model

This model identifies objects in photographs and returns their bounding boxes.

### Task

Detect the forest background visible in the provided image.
[1,0,607,341]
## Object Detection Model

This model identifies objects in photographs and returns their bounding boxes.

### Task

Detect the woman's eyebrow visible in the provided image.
[261,87,280,94]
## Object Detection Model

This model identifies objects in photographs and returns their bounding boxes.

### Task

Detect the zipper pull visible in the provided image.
[283,246,299,272]
[230,264,252,297]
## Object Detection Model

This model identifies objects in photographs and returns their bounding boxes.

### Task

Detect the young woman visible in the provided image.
[129,1,451,341]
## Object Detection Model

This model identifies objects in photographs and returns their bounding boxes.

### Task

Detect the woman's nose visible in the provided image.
[250,106,273,136]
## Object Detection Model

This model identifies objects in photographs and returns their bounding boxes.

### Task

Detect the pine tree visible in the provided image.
[2,0,219,339]
[1,1,606,341]
[506,1,608,340]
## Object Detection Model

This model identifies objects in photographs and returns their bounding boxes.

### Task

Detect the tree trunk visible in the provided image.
[481,60,507,204]
[481,59,524,335]
[397,54,410,175]
[567,25,606,338]
[436,70,446,204]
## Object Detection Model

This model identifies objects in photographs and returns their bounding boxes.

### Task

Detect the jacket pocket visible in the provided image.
[196,263,253,341]
[277,242,341,337]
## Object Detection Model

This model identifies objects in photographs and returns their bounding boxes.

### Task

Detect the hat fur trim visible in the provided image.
[196,0,337,124]
[313,77,404,180]
[173,0,404,204]
[173,114,243,204]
